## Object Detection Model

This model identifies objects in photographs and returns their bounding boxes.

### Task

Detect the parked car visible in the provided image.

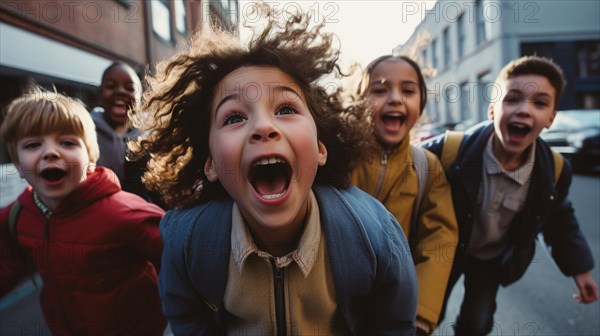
[540,109,600,172]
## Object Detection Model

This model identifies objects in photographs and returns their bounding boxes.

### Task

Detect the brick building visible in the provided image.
[0,0,239,162]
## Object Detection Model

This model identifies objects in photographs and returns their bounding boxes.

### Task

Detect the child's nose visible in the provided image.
[516,100,534,116]
[388,88,403,104]
[250,114,280,142]
[42,145,60,160]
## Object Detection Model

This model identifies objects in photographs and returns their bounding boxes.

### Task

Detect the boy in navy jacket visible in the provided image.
[423,56,598,335]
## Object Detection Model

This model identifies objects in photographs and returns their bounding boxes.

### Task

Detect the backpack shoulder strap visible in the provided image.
[551,149,564,184]
[8,201,22,244]
[6,200,39,288]
[409,145,428,248]
[441,130,465,171]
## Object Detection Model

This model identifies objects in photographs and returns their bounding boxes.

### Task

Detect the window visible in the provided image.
[475,0,487,45]
[478,72,493,120]
[445,86,458,122]
[576,40,600,78]
[229,0,239,25]
[152,0,171,42]
[457,13,465,58]
[431,38,438,69]
[174,0,187,35]
[421,48,428,66]
[459,82,471,121]
[521,42,553,59]
[443,27,451,68]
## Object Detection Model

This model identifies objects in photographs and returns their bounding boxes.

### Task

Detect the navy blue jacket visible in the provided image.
[158,185,417,335]
[423,122,594,285]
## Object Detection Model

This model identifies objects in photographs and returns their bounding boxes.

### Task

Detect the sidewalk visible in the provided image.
[0,274,50,335]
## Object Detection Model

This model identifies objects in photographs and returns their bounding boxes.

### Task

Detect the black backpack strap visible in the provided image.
[8,201,22,244]
[7,200,39,288]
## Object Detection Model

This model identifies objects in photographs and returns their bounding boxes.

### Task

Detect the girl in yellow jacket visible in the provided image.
[351,55,458,335]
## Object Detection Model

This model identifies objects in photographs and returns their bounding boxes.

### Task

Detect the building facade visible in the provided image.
[0,0,239,162]
[394,0,600,127]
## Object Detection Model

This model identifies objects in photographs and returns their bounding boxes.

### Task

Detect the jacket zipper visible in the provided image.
[272,262,287,336]
[44,215,69,328]
[44,217,50,240]
[374,151,389,197]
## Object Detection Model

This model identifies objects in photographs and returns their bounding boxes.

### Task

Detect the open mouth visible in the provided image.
[248,157,292,200]
[110,99,132,116]
[508,123,532,137]
[40,167,67,182]
[382,113,407,125]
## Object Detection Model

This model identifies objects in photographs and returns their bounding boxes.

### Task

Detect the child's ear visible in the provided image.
[317,141,328,166]
[545,112,556,129]
[14,162,25,178]
[487,104,495,120]
[87,160,96,174]
[204,156,219,182]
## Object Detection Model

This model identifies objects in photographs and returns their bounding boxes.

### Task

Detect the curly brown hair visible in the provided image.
[131,5,373,209]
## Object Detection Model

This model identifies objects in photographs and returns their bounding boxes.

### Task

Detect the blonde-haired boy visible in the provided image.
[0,87,166,335]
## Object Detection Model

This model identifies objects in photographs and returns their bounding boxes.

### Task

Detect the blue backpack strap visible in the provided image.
[409,145,428,248]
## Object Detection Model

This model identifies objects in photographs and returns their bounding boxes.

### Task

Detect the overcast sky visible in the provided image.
[238,1,437,68]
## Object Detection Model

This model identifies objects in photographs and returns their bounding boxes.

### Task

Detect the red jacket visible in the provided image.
[0,167,166,335]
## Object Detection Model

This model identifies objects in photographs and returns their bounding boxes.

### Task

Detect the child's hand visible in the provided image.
[572,272,599,303]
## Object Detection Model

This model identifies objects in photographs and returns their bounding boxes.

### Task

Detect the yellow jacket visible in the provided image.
[351,138,458,332]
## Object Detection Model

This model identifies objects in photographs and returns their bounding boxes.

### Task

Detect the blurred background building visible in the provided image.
[394,0,600,129]
[0,0,239,163]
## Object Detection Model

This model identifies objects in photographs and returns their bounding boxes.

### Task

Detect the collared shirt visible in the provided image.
[224,190,341,335]
[33,192,52,219]
[468,134,535,259]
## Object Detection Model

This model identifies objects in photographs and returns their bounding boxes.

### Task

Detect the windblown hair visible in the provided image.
[495,55,566,110]
[131,5,373,209]
[356,55,428,115]
[1,86,99,163]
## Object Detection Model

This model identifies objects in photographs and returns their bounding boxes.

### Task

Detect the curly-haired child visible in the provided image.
[131,5,417,335]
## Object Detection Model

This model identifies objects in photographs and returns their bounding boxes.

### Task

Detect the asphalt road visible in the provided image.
[438,173,600,336]
[1,174,599,336]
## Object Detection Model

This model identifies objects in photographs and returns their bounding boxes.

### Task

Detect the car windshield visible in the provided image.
[549,110,600,131]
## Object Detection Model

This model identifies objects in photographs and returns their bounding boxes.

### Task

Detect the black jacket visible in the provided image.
[423,121,594,285]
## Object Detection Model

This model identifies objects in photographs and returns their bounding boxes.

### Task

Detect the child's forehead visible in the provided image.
[220,66,300,85]
[370,59,418,83]
[213,66,306,104]
[19,131,82,140]
[103,66,139,83]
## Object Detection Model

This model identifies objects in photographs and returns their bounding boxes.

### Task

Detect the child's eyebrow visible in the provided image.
[370,79,387,86]
[507,88,552,97]
[214,93,241,113]
[272,84,304,101]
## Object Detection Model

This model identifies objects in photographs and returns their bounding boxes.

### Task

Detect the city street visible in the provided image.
[1,174,599,335]
[438,173,600,336]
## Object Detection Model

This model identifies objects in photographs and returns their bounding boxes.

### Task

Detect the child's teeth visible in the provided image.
[262,192,285,200]
[256,158,283,166]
